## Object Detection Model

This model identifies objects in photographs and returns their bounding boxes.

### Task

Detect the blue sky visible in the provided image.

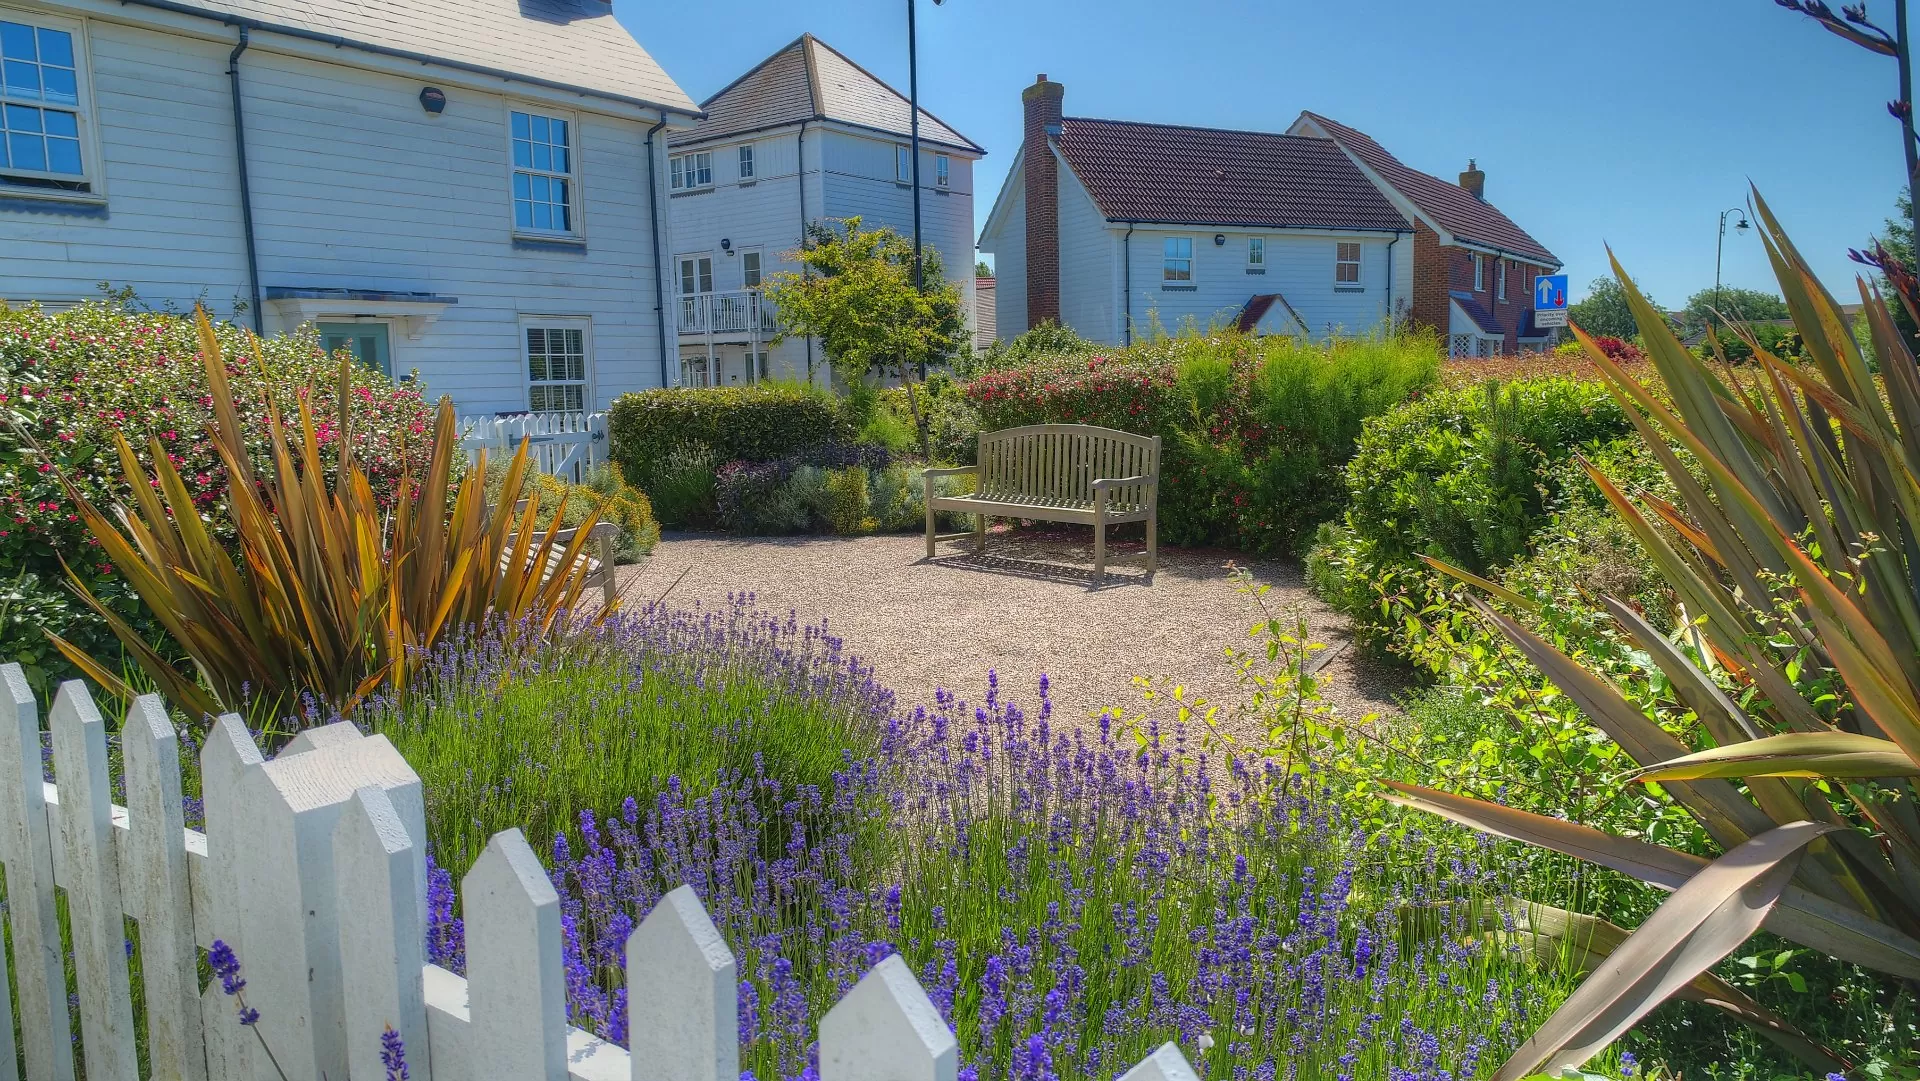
[622,0,1907,306]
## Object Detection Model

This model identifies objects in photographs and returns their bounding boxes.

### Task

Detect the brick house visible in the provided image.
[1287,113,1562,356]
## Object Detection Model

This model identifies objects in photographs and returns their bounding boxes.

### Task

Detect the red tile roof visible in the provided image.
[1053,117,1409,233]
[1236,293,1309,334]
[1302,112,1558,266]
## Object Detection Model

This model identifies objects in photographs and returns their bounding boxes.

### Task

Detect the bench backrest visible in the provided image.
[978,424,1160,506]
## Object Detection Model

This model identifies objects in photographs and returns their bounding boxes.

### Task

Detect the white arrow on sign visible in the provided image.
[1535,277,1556,308]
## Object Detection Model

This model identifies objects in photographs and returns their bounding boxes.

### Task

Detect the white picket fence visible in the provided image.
[459,412,607,482]
[0,667,1200,1081]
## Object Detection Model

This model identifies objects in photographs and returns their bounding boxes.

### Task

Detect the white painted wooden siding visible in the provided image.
[817,130,975,330]
[1121,229,1399,341]
[0,8,680,416]
[0,667,1207,1081]
[1055,165,1116,343]
[976,167,1025,340]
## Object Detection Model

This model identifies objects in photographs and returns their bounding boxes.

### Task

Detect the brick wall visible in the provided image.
[1021,76,1064,328]
[1408,222,1450,337]
[1418,236,1552,352]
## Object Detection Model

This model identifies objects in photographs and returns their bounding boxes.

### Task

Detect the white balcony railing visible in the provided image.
[677,290,777,336]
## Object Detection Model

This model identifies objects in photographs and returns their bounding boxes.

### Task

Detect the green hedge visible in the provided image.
[606,382,854,490]
[964,331,1439,553]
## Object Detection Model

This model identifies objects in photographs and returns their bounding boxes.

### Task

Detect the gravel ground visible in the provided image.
[614,526,1407,740]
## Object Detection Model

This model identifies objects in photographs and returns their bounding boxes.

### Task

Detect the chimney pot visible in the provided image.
[1459,158,1486,201]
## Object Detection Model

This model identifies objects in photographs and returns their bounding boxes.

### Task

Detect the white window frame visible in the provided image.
[0,9,103,199]
[678,252,714,296]
[680,353,713,388]
[1334,241,1363,288]
[737,143,754,180]
[507,105,581,238]
[935,153,949,187]
[895,144,912,183]
[1472,252,1485,292]
[1247,236,1265,268]
[1162,236,1194,283]
[1496,259,1508,301]
[519,316,593,414]
[670,150,713,190]
[740,249,763,290]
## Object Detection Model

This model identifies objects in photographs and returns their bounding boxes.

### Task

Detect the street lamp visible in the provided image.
[907,0,944,380]
[1712,206,1751,333]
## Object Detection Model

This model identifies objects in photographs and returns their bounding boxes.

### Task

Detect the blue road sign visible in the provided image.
[1534,274,1569,311]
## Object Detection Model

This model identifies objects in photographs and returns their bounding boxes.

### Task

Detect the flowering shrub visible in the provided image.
[0,301,439,692]
[965,332,1437,553]
[394,607,1580,1080]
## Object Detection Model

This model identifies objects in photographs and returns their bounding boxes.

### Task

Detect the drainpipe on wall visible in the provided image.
[226,26,262,333]
[1122,223,1134,347]
[645,117,671,388]
[1384,233,1400,332]
[797,119,814,386]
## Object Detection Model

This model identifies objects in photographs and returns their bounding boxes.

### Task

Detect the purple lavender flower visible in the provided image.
[381,1026,409,1081]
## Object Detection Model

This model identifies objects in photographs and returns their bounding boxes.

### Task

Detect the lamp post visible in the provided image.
[907,0,944,380]
[1712,206,1751,336]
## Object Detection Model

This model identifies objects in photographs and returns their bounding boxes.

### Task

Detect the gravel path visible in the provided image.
[614,527,1407,739]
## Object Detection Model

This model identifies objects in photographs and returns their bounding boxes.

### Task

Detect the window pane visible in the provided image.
[46,135,79,173]
[511,110,530,139]
[8,130,44,171]
[551,118,568,148]
[514,199,533,228]
[554,185,570,231]
[552,145,568,174]
[532,201,552,230]
[37,27,72,67]
[41,67,74,105]
[531,141,550,171]
[3,58,38,99]
[6,102,40,131]
[512,138,532,169]
[530,114,549,143]
[0,23,34,62]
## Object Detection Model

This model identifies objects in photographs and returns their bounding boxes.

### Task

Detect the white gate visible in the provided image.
[0,668,1202,1081]
[459,412,607,482]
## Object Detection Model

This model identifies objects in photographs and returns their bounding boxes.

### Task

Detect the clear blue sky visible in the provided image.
[619,0,1908,307]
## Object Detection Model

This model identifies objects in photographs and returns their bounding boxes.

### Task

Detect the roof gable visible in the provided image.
[1052,117,1408,232]
[1299,112,1557,266]
[167,0,695,113]
[678,34,981,152]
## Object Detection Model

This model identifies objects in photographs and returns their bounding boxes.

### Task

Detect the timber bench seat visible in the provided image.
[924,423,1160,581]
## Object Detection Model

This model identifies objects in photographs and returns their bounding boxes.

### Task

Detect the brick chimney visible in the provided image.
[1459,158,1486,201]
[1022,74,1065,328]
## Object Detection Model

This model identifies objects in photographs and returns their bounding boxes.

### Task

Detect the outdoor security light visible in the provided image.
[419,87,446,114]
[1214,234,1226,246]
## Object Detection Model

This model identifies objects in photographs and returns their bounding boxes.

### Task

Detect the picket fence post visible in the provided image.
[123,694,209,1081]
[201,711,265,1080]
[819,954,958,1081]
[464,828,570,1078]
[0,666,72,1081]
[1120,1043,1204,1081]
[629,884,738,1081]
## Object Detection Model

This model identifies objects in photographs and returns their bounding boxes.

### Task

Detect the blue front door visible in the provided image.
[317,322,392,378]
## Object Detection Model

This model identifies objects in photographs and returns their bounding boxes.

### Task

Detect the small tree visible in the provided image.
[1677,285,1790,338]
[764,216,967,454]
[975,260,993,278]
[1567,277,1657,340]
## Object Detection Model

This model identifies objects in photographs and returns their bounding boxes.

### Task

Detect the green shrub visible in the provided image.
[606,381,853,491]
[966,319,1098,376]
[0,300,441,693]
[821,465,873,534]
[644,446,719,529]
[482,461,660,563]
[965,330,1438,553]
[877,375,980,464]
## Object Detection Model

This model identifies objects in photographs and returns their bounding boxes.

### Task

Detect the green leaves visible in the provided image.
[1633,732,1920,782]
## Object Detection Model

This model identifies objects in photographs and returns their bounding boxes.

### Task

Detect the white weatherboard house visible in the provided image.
[664,34,984,388]
[979,76,1414,346]
[0,0,702,415]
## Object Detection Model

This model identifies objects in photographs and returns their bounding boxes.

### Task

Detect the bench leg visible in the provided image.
[924,478,937,559]
[1093,504,1107,583]
[1146,507,1158,576]
[974,512,986,554]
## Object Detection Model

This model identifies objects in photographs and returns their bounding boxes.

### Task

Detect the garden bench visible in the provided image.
[924,423,1160,581]
[503,498,622,607]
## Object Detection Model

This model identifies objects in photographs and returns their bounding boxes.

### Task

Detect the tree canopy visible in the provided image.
[763,216,968,389]
[1677,286,1790,338]
[1567,277,1652,340]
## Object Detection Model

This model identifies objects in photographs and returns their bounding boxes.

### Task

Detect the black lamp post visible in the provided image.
[907,0,944,379]
[1712,206,1751,333]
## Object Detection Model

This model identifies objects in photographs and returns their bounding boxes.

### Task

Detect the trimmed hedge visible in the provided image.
[606,383,854,490]
[964,332,1438,553]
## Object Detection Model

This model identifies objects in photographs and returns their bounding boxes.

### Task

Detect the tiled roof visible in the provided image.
[677,34,981,153]
[1052,118,1408,232]
[1236,293,1309,334]
[1450,291,1505,336]
[1302,112,1557,266]
[168,0,696,113]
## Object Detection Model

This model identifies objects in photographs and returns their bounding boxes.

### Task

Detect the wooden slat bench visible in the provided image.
[503,499,622,607]
[923,423,1160,581]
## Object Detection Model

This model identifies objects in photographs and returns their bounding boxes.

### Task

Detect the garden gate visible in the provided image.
[459,412,606,482]
[0,667,1202,1081]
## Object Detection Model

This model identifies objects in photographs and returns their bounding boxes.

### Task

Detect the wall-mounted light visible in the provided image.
[721,238,733,253]
[419,87,446,114]
[1213,234,1226,247]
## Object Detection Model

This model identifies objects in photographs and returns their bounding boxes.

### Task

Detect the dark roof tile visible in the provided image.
[1450,290,1505,336]
[1053,117,1408,232]
[1303,112,1557,266]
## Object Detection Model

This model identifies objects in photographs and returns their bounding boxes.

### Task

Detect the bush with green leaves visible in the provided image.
[0,300,440,693]
[606,381,853,492]
[965,330,1438,553]
[481,460,660,563]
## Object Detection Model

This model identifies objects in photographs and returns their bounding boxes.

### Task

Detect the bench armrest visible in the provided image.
[922,465,978,478]
[1092,474,1156,490]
